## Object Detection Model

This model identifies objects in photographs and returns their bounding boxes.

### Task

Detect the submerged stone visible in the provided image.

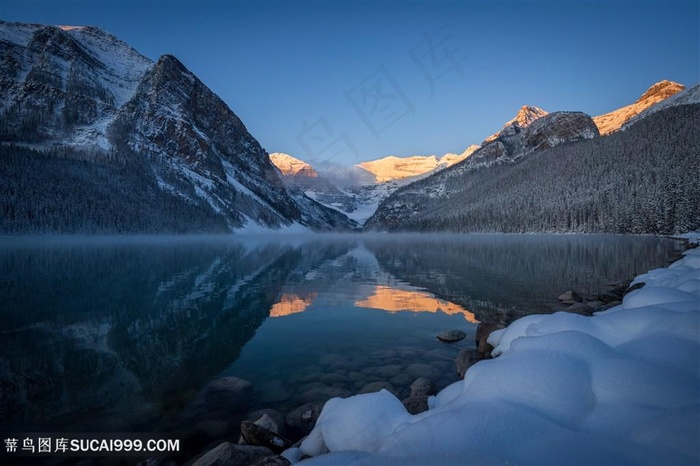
[437,329,467,342]
[191,442,273,466]
[204,377,253,411]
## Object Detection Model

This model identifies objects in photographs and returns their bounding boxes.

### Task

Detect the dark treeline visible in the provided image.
[0,145,229,233]
[367,104,700,234]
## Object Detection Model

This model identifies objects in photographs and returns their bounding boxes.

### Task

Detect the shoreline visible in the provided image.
[184,235,698,465]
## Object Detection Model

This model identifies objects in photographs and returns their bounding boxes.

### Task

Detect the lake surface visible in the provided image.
[0,234,685,448]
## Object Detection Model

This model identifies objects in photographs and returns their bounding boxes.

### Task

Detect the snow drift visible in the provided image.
[287,241,700,465]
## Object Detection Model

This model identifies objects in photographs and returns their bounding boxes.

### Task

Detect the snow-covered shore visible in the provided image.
[286,236,700,465]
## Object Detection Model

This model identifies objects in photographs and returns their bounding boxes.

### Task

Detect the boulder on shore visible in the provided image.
[558,290,583,303]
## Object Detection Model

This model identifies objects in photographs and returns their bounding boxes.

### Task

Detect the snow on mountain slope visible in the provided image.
[0,21,357,233]
[483,105,548,143]
[622,82,700,130]
[356,145,480,183]
[270,152,319,177]
[0,21,152,150]
[593,80,685,135]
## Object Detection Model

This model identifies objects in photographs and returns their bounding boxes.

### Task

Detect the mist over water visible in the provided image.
[0,234,684,440]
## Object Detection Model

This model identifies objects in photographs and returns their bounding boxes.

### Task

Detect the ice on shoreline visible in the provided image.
[287,241,700,465]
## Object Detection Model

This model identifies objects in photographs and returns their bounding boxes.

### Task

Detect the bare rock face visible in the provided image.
[0,21,358,234]
[523,112,599,153]
[484,105,549,143]
[636,80,685,105]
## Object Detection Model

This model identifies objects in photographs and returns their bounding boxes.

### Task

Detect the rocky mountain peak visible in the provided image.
[270,152,319,178]
[0,20,357,233]
[635,80,685,105]
[593,80,685,135]
[484,105,548,143]
[523,111,599,152]
[515,105,549,127]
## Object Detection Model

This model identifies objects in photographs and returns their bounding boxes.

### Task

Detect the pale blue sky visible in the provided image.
[1,0,698,165]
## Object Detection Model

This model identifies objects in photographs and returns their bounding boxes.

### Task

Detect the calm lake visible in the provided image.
[0,234,685,446]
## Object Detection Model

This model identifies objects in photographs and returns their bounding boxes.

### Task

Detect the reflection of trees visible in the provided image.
[364,235,682,322]
[0,239,352,430]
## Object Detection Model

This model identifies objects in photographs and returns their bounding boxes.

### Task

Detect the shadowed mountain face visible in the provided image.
[0,21,357,233]
[366,101,700,234]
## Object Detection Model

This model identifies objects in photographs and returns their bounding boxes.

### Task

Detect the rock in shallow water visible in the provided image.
[191,442,273,466]
[204,377,253,411]
[406,363,441,379]
[258,380,290,403]
[437,329,467,342]
[359,381,396,396]
[253,456,292,466]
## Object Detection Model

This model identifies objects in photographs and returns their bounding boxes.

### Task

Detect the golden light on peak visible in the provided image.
[269,293,318,318]
[356,286,479,323]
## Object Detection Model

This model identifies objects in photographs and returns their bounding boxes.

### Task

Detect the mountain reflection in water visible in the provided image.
[0,234,683,440]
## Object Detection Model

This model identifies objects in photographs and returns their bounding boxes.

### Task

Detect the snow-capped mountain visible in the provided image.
[270,147,481,225]
[366,88,699,234]
[0,21,357,233]
[483,105,549,144]
[269,152,359,216]
[270,152,319,178]
[593,80,685,135]
[621,82,699,129]
[356,145,480,183]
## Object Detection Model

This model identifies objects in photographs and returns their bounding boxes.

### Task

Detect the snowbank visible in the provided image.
[287,244,700,465]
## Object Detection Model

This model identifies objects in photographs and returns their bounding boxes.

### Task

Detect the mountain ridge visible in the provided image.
[0,21,357,233]
[592,80,685,135]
